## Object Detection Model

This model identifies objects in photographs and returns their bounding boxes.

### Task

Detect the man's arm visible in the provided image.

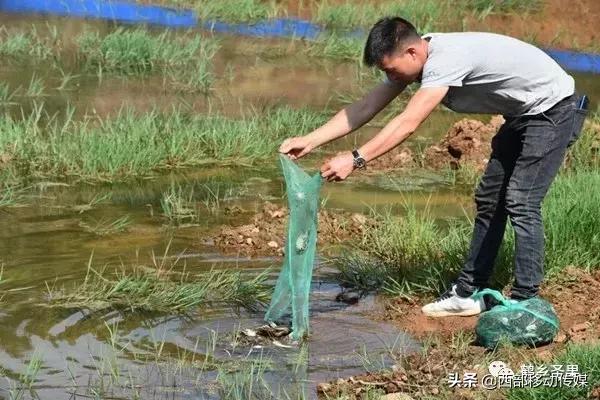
[320,86,448,181]
[308,81,406,147]
[279,81,405,159]
[358,86,449,162]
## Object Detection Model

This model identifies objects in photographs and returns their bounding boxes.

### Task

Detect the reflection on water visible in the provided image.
[1,162,463,397]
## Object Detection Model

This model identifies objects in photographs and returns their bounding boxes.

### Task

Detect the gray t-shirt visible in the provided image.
[387,32,575,116]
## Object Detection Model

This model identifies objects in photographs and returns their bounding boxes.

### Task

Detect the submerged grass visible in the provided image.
[47,255,270,313]
[8,351,43,400]
[0,105,327,181]
[0,26,220,92]
[79,215,132,236]
[160,185,199,225]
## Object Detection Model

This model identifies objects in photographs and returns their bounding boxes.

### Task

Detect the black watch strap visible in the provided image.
[352,149,366,169]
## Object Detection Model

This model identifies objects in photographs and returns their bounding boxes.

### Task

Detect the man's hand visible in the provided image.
[320,152,354,182]
[279,136,315,160]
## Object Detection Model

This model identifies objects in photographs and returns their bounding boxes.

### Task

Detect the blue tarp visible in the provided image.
[1,0,599,74]
[0,0,196,27]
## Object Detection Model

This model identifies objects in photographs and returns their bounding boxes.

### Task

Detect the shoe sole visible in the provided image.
[421,308,483,317]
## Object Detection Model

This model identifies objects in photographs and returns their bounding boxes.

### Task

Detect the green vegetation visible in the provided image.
[310,0,455,61]
[336,205,471,297]
[1,27,220,92]
[0,265,4,304]
[543,171,600,276]
[308,33,364,61]
[77,28,219,91]
[509,343,600,400]
[0,82,18,106]
[315,0,446,33]
[465,0,543,14]
[0,28,55,60]
[79,215,132,236]
[8,351,43,400]
[160,184,200,225]
[0,105,327,181]
[46,256,270,313]
[566,114,600,171]
[24,74,45,97]
[197,0,279,23]
[336,166,600,297]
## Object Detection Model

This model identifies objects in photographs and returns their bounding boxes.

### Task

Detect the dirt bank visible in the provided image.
[366,147,416,172]
[203,201,376,256]
[363,115,503,174]
[468,0,600,52]
[317,266,600,399]
[423,115,504,171]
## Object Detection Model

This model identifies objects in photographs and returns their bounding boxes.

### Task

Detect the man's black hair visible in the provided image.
[363,17,420,67]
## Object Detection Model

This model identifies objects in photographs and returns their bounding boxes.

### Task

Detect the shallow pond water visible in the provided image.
[1,9,600,399]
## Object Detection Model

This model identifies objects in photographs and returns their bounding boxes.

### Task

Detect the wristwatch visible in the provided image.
[352,149,367,169]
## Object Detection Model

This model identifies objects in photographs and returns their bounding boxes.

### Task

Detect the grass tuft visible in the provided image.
[465,0,543,14]
[509,343,600,400]
[337,168,600,297]
[77,28,219,91]
[0,105,327,181]
[160,185,199,225]
[197,0,280,23]
[316,0,447,33]
[46,255,271,313]
[79,215,132,236]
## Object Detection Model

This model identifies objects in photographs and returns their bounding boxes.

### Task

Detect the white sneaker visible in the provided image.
[421,284,486,317]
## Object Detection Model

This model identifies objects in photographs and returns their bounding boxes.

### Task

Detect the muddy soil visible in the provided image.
[363,115,503,174]
[366,147,416,172]
[422,115,504,172]
[204,201,376,256]
[317,266,600,399]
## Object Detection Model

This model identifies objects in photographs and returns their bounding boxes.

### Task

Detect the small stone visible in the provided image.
[271,210,285,218]
[316,383,331,393]
[246,238,253,245]
[554,331,568,343]
[430,387,439,395]
[384,382,399,392]
[267,241,279,248]
[351,213,367,225]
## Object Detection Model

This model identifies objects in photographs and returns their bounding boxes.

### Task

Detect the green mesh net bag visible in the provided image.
[472,289,560,349]
[264,155,322,340]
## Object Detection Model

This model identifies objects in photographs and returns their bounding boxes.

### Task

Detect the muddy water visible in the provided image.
[1,11,600,399]
[1,166,453,398]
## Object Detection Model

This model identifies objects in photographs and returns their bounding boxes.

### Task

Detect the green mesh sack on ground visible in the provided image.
[264,154,322,340]
[472,289,559,349]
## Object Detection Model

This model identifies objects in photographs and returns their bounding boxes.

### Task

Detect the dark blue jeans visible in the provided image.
[455,93,588,300]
